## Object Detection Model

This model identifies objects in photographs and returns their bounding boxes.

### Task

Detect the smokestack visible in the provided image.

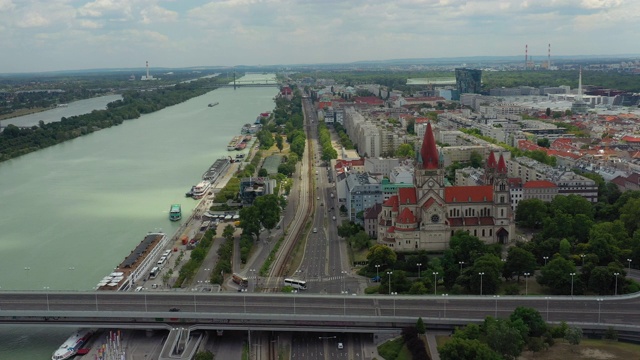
[525,44,528,70]
[578,66,583,101]
[548,43,551,69]
[146,61,149,79]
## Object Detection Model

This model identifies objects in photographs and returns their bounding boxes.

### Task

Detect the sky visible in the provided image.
[0,0,638,73]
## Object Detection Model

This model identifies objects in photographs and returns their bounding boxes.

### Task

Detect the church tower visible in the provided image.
[493,154,511,243]
[415,122,445,200]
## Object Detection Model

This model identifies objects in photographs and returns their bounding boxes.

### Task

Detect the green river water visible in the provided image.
[0,73,278,359]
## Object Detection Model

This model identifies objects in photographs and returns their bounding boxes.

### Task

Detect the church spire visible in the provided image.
[486,151,497,169]
[496,153,507,173]
[420,122,439,169]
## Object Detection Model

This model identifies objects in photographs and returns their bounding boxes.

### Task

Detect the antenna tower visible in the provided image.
[525,44,528,70]
[548,43,551,69]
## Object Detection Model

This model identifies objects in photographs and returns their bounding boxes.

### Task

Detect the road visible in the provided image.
[2,291,640,331]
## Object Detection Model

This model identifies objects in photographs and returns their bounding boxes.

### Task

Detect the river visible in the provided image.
[0,73,278,359]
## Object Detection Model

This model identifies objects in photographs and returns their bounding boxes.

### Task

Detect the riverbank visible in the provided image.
[0,106,53,121]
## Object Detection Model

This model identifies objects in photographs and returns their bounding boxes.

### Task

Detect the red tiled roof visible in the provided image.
[611,176,627,187]
[449,218,464,226]
[397,208,417,224]
[445,186,493,203]
[364,204,382,220]
[422,198,436,209]
[383,195,399,211]
[398,187,417,205]
[622,135,640,143]
[387,226,396,233]
[523,180,557,188]
[479,217,495,225]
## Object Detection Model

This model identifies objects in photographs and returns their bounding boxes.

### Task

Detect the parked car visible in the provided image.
[371,276,381,282]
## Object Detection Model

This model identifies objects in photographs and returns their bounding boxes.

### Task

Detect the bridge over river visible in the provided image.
[1,291,639,340]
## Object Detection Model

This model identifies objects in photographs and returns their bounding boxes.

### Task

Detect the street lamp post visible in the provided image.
[458,261,465,272]
[417,263,422,278]
[375,264,380,281]
[478,272,485,296]
[614,272,619,295]
[545,296,551,321]
[341,270,347,293]
[493,295,500,318]
[43,287,50,311]
[524,272,530,296]
[391,292,398,317]
[293,289,297,315]
[580,254,585,267]
[627,258,633,273]
[387,272,393,294]
[597,298,603,323]
[442,294,448,318]
[543,256,549,266]
[570,272,576,297]
[341,290,348,316]
[432,272,438,295]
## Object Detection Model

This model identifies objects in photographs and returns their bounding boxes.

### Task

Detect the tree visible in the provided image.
[395,143,415,159]
[559,238,571,258]
[502,247,537,282]
[468,254,503,295]
[223,224,235,240]
[239,206,261,240]
[254,194,281,231]
[510,307,547,338]
[450,231,486,265]
[516,198,548,228]
[275,134,284,152]
[565,326,583,347]
[194,350,214,360]
[416,317,426,334]
[546,107,551,117]
[366,244,397,269]
[620,197,640,235]
[537,257,579,295]
[469,150,483,168]
[588,266,614,295]
[439,338,502,360]
[484,317,526,360]
[537,138,550,148]
[257,168,268,177]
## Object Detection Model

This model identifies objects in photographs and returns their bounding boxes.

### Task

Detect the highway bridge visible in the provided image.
[1,291,639,337]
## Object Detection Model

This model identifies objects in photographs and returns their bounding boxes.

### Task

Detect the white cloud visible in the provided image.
[78,19,103,29]
[140,5,178,24]
[0,0,16,12]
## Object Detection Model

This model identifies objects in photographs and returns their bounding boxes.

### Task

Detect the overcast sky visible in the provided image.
[0,0,637,73]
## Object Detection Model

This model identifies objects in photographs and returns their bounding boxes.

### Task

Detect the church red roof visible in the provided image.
[397,208,417,224]
[486,152,497,169]
[445,186,493,203]
[523,180,557,188]
[420,121,439,170]
[383,195,399,211]
[398,187,417,205]
[496,154,507,173]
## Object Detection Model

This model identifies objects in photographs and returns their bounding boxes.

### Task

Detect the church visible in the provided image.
[377,122,514,252]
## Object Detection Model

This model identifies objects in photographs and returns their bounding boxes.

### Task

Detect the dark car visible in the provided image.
[169,307,180,312]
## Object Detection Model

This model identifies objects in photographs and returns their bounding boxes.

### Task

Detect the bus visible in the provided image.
[149,266,160,279]
[232,273,248,287]
[284,278,307,290]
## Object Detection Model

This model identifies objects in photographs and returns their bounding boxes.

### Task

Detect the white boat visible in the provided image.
[191,181,211,199]
[51,328,94,360]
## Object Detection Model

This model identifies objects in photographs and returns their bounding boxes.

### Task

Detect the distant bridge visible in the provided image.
[204,82,280,89]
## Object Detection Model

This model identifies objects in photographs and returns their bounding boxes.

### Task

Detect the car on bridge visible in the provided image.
[169,307,180,312]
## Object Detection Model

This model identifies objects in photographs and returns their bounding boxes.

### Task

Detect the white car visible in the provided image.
[337,342,344,350]
[313,228,317,233]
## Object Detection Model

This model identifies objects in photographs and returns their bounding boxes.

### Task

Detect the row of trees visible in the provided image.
[317,122,338,161]
[0,77,224,162]
[439,307,582,360]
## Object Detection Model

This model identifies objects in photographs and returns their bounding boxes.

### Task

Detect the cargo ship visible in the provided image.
[227,136,243,151]
[235,142,246,150]
[51,328,94,360]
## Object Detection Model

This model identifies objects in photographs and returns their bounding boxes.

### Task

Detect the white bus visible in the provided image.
[149,266,160,279]
[163,250,172,260]
[284,278,307,290]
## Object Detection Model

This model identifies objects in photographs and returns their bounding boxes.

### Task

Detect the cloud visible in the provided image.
[0,0,16,12]
[78,19,103,29]
[140,5,178,24]
[78,0,135,20]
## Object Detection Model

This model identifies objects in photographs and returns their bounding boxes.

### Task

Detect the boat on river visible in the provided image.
[192,181,211,199]
[208,102,219,107]
[169,204,182,221]
[51,328,94,360]
[227,136,243,151]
